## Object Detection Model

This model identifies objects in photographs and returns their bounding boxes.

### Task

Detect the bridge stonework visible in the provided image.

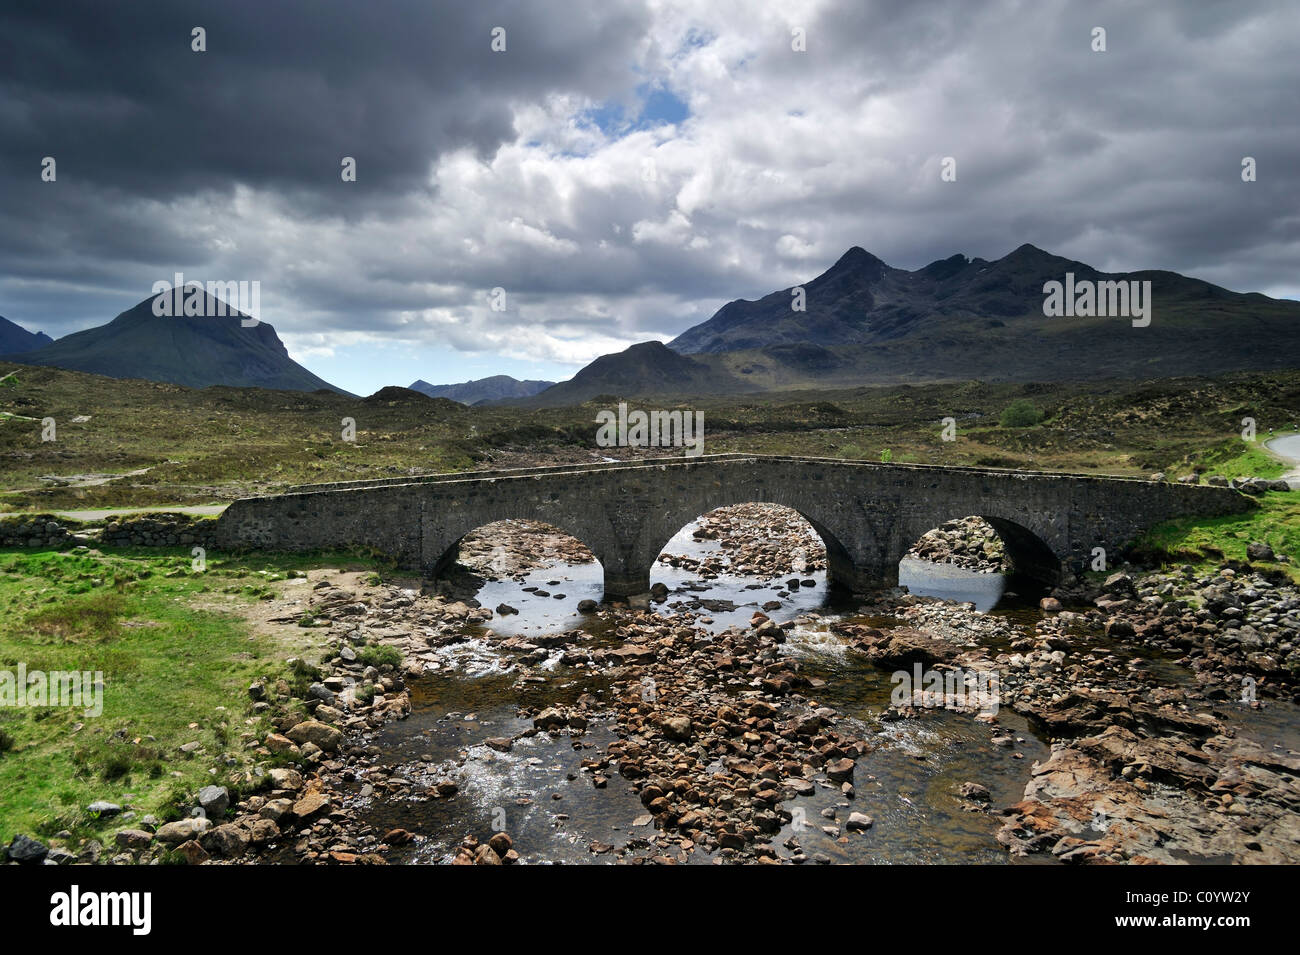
[212,454,1252,601]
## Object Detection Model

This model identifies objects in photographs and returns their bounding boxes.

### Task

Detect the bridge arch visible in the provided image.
[428,516,601,582]
[894,511,1062,587]
[621,496,864,604]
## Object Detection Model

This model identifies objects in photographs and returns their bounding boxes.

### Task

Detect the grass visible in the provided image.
[1132,491,1300,582]
[3,364,1300,512]
[1188,437,1289,480]
[0,544,379,844]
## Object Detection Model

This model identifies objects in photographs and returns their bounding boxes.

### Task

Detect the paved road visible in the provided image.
[1264,433,1300,488]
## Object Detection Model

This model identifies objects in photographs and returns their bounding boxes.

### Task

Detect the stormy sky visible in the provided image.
[2,0,1296,394]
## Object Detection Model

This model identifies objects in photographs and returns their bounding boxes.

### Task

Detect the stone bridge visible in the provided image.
[212,454,1252,602]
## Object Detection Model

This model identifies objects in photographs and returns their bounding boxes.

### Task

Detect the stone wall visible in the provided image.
[0,515,77,549]
[101,514,217,549]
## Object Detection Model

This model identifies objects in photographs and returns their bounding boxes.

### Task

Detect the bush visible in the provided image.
[1000,399,1044,428]
[357,645,402,669]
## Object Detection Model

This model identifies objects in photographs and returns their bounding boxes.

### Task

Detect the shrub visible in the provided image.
[1000,399,1044,428]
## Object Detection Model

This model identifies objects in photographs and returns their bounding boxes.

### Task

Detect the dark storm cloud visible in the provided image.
[0,0,645,196]
[1,0,1297,369]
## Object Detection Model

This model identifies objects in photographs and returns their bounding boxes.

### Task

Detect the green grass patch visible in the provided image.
[1191,438,1288,480]
[1132,492,1300,581]
[0,546,361,844]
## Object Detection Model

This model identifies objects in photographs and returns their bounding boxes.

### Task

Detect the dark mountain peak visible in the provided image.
[825,246,888,277]
[0,315,55,355]
[1000,243,1059,265]
[13,290,349,394]
[919,253,972,281]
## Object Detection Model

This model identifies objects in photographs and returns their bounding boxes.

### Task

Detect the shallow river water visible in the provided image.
[343,517,1296,864]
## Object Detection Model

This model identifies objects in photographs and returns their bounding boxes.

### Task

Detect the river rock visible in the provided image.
[286,719,344,752]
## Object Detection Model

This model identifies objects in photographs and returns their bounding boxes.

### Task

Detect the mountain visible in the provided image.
[0,315,54,354]
[662,243,1300,383]
[408,374,555,405]
[12,291,350,394]
[518,341,753,407]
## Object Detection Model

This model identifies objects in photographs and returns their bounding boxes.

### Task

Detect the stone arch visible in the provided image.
[897,511,1062,587]
[639,499,860,600]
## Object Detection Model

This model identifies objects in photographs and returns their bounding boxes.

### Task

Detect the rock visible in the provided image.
[958,781,992,802]
[489,832,513,858]
[307,682,337,705]
[1103,572,1136,596]
[264,733,298,755]
[577,599,599,613]
[661,715,693,741]
[268,768,304,791]
[1205,475,1228,487]
[260,798,294,823]
[86,801,123,816]
[285,719,344,753]
[174,840,209,865]
[845,812,874,832]
[291,792,331,821]
[6,834,48,863]
[649,582,670,602]
[247,818,280,845]
[114,829,154,850]
[1149,472,1165,482]
[534,707,569,731]
[1246,541,1276,562]
[384,828,414,846]
[825,758,856,781]
[1039,597,1063,612]
[200,823,250,859]
[156,818,211,845]
[496,603,518,615]
[197,785,229,817]
[484,737,513,752]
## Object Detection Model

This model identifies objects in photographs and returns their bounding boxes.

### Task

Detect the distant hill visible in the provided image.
[409,374,554,405]
[517,341,755,407]
[13,292,350,394]
[0,315,54,354]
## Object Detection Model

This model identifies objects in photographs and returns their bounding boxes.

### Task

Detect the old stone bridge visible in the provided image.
[213,454,1251,601]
